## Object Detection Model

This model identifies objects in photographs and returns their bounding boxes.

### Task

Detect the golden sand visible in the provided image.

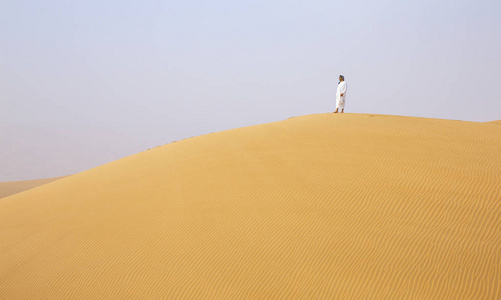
[486,120,501,126]
[1,114,500,299]
[0,176,67,199]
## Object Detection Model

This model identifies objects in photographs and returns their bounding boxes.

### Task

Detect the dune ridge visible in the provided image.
[0,176,67,199]
[485,119,501,125]
[1,113,500,299]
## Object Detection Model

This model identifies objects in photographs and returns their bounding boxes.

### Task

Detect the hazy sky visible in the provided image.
[1,0,500,181]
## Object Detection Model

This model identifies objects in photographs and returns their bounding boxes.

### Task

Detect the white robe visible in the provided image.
[336,81,347,109]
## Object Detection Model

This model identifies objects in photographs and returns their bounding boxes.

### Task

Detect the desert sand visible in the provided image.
[0,176,67,199]
[1,113,500,299]
[486,120,501,126]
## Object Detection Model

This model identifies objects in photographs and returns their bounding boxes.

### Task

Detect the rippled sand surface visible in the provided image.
[1,114,500,299]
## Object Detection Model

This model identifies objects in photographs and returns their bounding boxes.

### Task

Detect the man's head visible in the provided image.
[339,75,345,82]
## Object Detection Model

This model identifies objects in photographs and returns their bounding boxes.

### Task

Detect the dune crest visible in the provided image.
[0,176,67,199]
[485,119,501,125]
[1,114,500,299]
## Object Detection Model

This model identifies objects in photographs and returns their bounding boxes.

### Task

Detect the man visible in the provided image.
[334,75,347,113]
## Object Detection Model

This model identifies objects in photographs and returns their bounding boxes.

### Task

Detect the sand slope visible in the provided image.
[1,114,500,299]
[0,176,67,199]
[485,119,501,126]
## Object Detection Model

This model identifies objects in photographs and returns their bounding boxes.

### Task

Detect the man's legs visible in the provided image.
[334,108,339,113]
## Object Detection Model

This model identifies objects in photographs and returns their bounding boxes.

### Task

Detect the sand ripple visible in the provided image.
[1,114,500,299]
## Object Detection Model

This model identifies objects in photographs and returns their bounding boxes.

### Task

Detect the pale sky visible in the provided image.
[1,0,500,181]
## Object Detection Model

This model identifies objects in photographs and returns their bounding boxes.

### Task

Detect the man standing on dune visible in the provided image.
[334,75,347,113]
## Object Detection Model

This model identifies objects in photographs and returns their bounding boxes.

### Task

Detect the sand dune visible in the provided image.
[0,176,67,199]
[1,113,500,299]
[485,120,501,125]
